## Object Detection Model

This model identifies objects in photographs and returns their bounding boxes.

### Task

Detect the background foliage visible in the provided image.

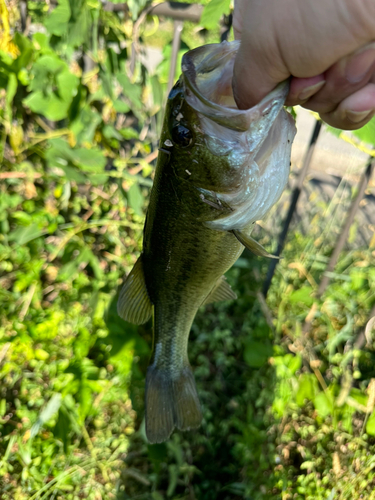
[1,1,375,499]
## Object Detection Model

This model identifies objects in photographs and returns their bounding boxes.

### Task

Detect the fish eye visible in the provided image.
[171,124,194,148]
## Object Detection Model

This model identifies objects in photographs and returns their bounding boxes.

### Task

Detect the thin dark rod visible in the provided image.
[317,156,374,297]
[151,2,203,22]
[220,14,233,42]
[20,0,28,32]
[49,1,203,22]
[262,119,322,297]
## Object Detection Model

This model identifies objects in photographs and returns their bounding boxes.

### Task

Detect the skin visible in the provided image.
[232,0,375,130]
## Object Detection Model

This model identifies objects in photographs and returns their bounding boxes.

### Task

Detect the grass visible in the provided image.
[1,0,375,497]
[1,165,375,499]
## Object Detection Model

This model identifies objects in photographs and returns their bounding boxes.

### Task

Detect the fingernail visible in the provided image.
[298,80,325,101]
[345,109,374,123]
[345,43,375,83]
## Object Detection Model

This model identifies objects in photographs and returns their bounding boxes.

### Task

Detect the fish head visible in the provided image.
[159,78,209,177]
[161,71,256,196]
[160,41,296,231]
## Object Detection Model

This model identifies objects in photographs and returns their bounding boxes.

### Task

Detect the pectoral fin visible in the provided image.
[117,255,153,324]
[203,276,237,305]
[232,229,279,260]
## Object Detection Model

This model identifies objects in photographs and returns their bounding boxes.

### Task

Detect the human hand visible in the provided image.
[232,0,375,130]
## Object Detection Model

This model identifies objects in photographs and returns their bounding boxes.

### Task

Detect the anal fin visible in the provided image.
[117,255,153,325]
[203,276,237,305]
[232,229,279,260]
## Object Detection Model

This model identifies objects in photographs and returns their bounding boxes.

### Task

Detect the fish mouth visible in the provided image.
[181,41,296,233]
[182,41,289,132]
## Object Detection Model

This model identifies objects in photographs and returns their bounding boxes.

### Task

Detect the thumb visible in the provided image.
[232,39,290,110]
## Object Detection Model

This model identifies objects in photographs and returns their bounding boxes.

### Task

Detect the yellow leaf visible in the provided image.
[0,0,19,57]
[22,429,31,444]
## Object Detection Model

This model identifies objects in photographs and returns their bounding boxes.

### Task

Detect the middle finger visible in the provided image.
[303,42,375,115]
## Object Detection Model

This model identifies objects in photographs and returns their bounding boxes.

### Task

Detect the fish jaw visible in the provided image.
[182,40,289,142]
[206,109,296,231]
[181,41,296,232]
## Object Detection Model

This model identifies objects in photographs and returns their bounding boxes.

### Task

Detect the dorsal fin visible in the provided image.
[232,229,279,259]
[117,255,153,325]
[203,276,237,305]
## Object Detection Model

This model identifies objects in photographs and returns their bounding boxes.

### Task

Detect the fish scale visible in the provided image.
[117,41,296,443]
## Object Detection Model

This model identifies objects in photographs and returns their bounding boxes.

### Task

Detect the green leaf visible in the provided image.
[200,0,231,30]
[244,340,272,368]
[150,75,163,108]
[90,173,109,186]
[167,464,179,497]
[35,348,49,361]
[56,70,79,103]
[58,260,80,281]
[366,411,375,436]
[99,65,114,99]
[0,399,6,418]
[341,404,354,433]
[45,0,71,36]
[45,138,74,168]
[8,223,45,245]
[119,127,139,140]
[300,461,315,470]
[127,183,144,215]
[70,106,102,144]
[296,374,317,406]
[289,286,314,306]
[314,391,334,418]
[288,355,302,374]
[352,117,375,146]
[74,327,91,360]
[113,99,130,113]
[46,139,106,183]
[102,124,123,141]
[11,33,34,72]
[349,388,368,408]
[71,148,106,172]
[54,406,72,453]
[29,55,65,92]
[59,165,88,183]
[86,380,104,393]
[30,394,62,439]
[25,60,79,121]
[32,33,50,51]
[24,89,74,121]
[67,7,91,47]
[6,73,17,107]
[325,125,342,138]
[117,73,142,108]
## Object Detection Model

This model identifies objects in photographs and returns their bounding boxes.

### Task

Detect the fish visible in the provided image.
[117,40,296,444]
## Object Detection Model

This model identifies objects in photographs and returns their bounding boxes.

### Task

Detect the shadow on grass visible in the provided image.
[104,253,280,500]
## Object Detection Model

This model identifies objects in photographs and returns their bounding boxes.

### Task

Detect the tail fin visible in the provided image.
[145,365,202,444]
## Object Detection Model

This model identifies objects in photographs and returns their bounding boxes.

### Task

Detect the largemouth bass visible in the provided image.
[118,41,296,444]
